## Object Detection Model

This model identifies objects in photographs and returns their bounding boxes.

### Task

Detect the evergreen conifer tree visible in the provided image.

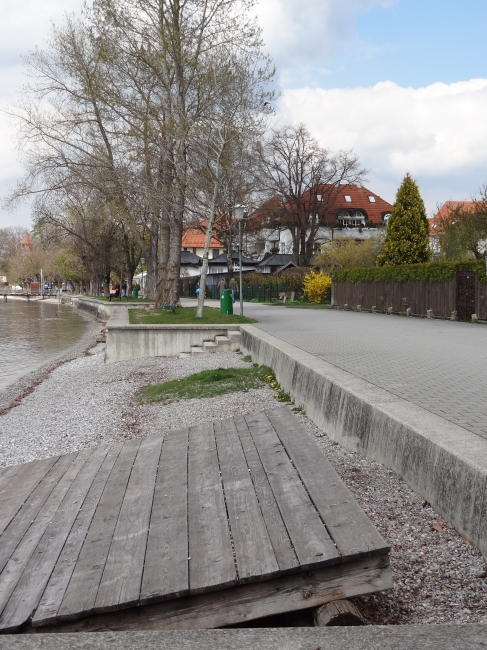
[376,173,431,266]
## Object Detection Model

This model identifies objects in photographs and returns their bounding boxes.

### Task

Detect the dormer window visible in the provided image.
[337,210,365,227]
[344,195,352,203]
[368,196,376,203]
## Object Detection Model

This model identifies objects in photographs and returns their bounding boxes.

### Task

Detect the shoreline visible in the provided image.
[0,305,102,416]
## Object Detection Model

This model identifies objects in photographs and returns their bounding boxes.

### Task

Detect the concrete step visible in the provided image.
[191,346,205,355]
[179,352,191,359]
[215,335,230,343]
[203,341,218,352]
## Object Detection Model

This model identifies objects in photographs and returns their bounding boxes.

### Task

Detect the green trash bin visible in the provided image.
[132,287,138,299]
[220,289,233,315]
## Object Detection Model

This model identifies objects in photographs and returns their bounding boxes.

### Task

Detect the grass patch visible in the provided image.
[136,365,274,404]
[129,306,256,325]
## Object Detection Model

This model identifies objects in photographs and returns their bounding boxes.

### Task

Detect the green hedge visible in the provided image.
[334,260,487,283]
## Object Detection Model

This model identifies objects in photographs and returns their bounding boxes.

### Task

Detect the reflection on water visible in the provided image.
[0,300,88,391]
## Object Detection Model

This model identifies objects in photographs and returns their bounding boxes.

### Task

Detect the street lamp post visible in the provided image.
[234,205,245,317]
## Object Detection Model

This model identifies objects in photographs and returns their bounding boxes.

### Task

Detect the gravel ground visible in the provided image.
[0,346,277,468]
[0,346,486,627]
[295,414,487,626]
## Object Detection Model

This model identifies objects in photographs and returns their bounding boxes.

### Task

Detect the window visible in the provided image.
[316,194,322,201]
[344,195,352,203]
[368,196,376,203]
[337,210,365,227]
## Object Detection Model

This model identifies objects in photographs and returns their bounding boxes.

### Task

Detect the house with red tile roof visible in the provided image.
[248,184,392,257]
[316,183,393,226]
[429,200,480,254]
[181,227,224,259]
[430,201,477,237]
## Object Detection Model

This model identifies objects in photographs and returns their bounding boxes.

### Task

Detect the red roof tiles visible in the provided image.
[430,201,477,236]
[181,228,223,249]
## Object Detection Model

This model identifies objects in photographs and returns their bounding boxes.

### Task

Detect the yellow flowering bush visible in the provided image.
[303,271,332,304]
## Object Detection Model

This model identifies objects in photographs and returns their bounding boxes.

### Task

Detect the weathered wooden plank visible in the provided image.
[0,453,82,577]
[32,445,123,625]
[57,438,142,620]
[265,408,389,560]
[213,418,279,582]
[36,554,392,632]
[94,436,164,612]
[244,412,340,569]
[0,456,60,536]
[0,450,91,630]
[0,446,110,631]
[0,464,22,495]
[234,415,299,573]
[187,422,237,595]
[140,429,190,604]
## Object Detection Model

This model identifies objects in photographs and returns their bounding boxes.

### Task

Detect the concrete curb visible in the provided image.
[73,296,155,321]
[240,325,487,561]
[105,310,240,362]
[1,626,487,649]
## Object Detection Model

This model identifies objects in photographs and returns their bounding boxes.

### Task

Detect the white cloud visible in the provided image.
[278,79,487,209]
[255,0,394,83]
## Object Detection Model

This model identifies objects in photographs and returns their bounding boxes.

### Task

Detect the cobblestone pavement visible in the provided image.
[240,305,487,441]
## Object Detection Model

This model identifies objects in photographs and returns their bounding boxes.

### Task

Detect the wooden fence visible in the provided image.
[333,271,487,322]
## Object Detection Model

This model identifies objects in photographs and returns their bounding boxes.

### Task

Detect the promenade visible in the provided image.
[189,301,486,441]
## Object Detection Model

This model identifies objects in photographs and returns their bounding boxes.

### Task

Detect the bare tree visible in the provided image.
[0,226,26,274]
[186,50,273,317]
[257,124,366,266]
[4,0,273,304]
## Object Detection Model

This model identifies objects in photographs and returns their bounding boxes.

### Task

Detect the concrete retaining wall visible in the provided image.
[72,296,155,321]
[105,311,240,362]
[240,325,487,561]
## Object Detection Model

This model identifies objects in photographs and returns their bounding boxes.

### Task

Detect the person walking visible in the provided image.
[228,276,238,303]
[217,276,227,291]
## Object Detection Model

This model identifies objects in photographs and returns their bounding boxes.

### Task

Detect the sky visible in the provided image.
[2,0,487,227]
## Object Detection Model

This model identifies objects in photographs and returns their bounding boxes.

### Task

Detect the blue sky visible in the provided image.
[326,0,487,90]
[2,0,487,227]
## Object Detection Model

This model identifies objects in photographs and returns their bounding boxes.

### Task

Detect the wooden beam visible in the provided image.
[29,554,392,634]
[313,599,365,626]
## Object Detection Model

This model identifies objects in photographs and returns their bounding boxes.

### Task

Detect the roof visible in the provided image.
[272,260,299,275]
[257,253,294,268]
[20,233,33,245]
[181,228,223,249]
[251,185,393,228]
[181,251,202,265]
[315,184,393,224]
[209,252,256,265]
[430,201,477,236]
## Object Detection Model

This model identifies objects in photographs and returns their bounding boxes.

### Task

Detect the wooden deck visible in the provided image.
[0,408,392,634]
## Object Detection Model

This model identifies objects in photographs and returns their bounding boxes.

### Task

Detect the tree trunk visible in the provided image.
[197,153,222,318]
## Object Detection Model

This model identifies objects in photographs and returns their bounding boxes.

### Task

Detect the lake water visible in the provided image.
[0,299,89,392]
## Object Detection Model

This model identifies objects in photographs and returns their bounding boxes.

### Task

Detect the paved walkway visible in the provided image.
[183,299,486,441]
[240,305,486,440]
